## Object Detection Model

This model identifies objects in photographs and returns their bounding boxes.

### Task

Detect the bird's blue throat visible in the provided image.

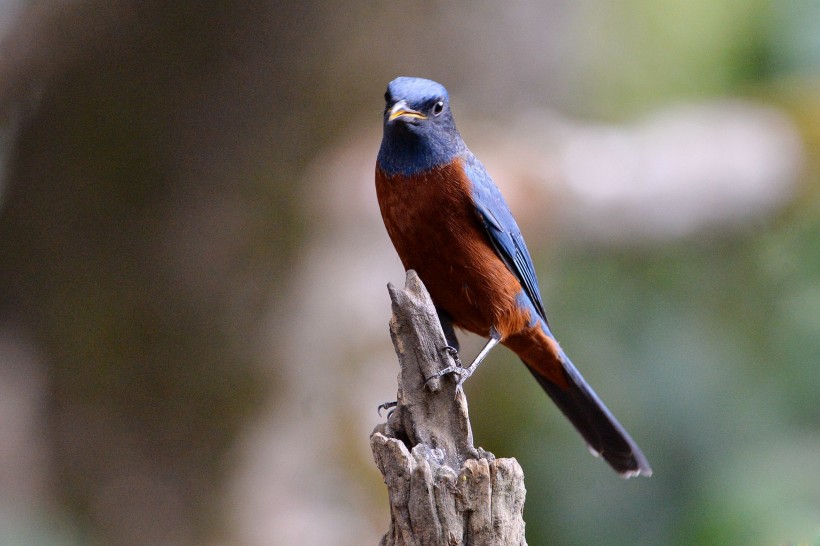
[377,121,466,177]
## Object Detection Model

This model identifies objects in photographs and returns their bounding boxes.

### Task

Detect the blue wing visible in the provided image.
[463,153,549,325]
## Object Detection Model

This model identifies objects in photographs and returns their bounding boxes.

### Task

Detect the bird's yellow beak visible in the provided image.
[388,100,427,122]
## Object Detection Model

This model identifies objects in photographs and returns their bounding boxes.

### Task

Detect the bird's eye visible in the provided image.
[432,101,444,116]
[384,91,391,103]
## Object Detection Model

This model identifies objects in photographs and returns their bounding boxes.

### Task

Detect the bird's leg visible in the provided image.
[454,327,501,389]
[437,307,460,353]
[426,327,502,389]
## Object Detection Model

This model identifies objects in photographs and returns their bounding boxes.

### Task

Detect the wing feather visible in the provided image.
[463,154,549,324]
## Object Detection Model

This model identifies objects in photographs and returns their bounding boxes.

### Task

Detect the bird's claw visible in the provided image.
[377,400,397,418]
[425,365,454,384]
[441,344,463,367]
[424,345,468,386]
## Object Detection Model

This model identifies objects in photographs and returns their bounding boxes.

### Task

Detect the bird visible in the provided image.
[375,76,652,478]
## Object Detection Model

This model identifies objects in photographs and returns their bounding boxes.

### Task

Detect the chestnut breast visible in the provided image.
[375,158,531,338]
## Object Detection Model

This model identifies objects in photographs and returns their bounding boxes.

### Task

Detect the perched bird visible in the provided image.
[375,76,652,478]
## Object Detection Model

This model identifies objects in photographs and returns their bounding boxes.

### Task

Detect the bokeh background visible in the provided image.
[0,1,818,545]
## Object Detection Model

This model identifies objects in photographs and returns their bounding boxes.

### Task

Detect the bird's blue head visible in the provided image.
[377,77,466,176]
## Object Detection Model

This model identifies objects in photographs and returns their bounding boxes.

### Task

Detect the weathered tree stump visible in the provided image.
[371,271,527,546]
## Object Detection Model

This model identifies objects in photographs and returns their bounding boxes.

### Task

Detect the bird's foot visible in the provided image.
[454,367,474,391]
[377,400,397,418]
[424,345,467,386]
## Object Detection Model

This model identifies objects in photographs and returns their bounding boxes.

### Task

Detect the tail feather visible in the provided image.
[527,355,653,478]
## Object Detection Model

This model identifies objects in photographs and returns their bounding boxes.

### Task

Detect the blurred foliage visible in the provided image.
[468,207,820,544]
[0,0,818,544]
[572,0,771,118]
[0,3,302,544]
[464,0,820,544]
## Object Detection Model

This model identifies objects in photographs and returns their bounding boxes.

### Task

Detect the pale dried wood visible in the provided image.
[371,271,527,546]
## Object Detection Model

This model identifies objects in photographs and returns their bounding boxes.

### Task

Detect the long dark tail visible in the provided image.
[527,353,653,478]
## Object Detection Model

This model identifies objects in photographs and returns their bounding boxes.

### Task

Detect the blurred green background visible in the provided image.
[0,1,818,545]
